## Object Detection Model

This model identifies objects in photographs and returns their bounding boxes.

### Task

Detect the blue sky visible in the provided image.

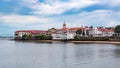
[0,0,120,36]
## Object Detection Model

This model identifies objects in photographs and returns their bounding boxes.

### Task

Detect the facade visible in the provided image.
[14,22,115,40]
[89,27,114,37]
[52,32,75,40]
[52,28,76,40]
[52,22,74,40]
[47,28,57,36]
[52,23,115,40]
[52,22,84,40]
[14,30,47,39]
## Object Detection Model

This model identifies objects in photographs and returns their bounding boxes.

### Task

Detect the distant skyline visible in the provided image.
[0,0,120,36]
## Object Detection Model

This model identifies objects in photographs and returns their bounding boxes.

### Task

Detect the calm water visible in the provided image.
[0,40,120,68]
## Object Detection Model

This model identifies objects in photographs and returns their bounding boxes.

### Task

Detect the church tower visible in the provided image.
[63,21,66,28]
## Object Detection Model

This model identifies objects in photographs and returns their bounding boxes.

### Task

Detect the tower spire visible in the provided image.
[63,21,66,28]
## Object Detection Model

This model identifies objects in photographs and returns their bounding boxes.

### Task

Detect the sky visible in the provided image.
[0,0,120,36]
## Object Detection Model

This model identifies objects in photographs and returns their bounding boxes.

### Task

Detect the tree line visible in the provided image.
[22,34,52,40]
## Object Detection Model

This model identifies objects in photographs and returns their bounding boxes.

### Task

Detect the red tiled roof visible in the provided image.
[15,30,47,34]
[59,27,84,31]
[97,28,113,32]
[58,27,113,32]
[59,28,69,30]
[69,28,83,30]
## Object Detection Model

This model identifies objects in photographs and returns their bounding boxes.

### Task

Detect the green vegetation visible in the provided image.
[74,36,79,40]
[76,29,82,35]
[34,34,52,40]
[21,34,52,40]
[74,36,110,41]
[114,25,120,34]
[76,29,83,37]
[22,34,32,40]
[110,36,120,40]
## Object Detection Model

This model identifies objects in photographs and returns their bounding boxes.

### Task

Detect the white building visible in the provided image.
[52,23,114,40]
[52,22,78,40]
[14,30,47,39]
[52,27,77,40]
[89,27,114,37]
[52,32,75,40]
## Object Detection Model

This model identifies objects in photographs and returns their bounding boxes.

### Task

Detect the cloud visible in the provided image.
[0,14,49,25]
[1,9,120,36]
[96,0,120,7]
[20,0,98,15]
[1,10,120,29]
[51,10,120,27]
[0,13,61,30]
[19,0,120,16]
[1,0,120,36]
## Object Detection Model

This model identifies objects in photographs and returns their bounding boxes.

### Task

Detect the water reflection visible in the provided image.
[0,40,120,68]
[113,45,120,58]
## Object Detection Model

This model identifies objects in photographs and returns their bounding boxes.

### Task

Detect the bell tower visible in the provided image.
[63,21,66,28]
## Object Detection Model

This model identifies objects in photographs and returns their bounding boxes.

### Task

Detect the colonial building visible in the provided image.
[14,22,115,40]
[14,30,47,39]
[47,28,57,36]
[89,27,114,37]
[52,28,77,40]
[52,22,115,40]
[52,22,85,40]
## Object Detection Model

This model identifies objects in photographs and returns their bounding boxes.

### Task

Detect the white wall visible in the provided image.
[52,33,75,40]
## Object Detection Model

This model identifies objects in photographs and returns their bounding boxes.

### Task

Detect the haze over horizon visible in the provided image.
[0,0,120,36]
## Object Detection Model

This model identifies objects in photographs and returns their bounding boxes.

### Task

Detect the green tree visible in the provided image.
[34,34,51,40]
[22,34,31,40]
[74,36,79,40]
[114,25,120,34]
[76,29,82,35]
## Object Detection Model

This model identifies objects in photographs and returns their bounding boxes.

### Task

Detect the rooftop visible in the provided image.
[15,30,47,34]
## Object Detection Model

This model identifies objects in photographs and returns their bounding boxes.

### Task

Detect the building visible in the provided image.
[52,28,76,40]
[47,28,57,36]
[14,22,115,40]
[52,23,115,40]
[52,22,85,40]
[89,27,114,37]
[14,30,47,39]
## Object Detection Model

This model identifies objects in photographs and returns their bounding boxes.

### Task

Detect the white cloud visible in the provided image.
[20,0,98,15]
[107,21,119,26]
[19,0,120,16]
[96,0,120,7]
[1,0,120,36]
[0,14,49,24]
[0,14,60,29]
[51,10,120,27]
[0,10,120,30]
